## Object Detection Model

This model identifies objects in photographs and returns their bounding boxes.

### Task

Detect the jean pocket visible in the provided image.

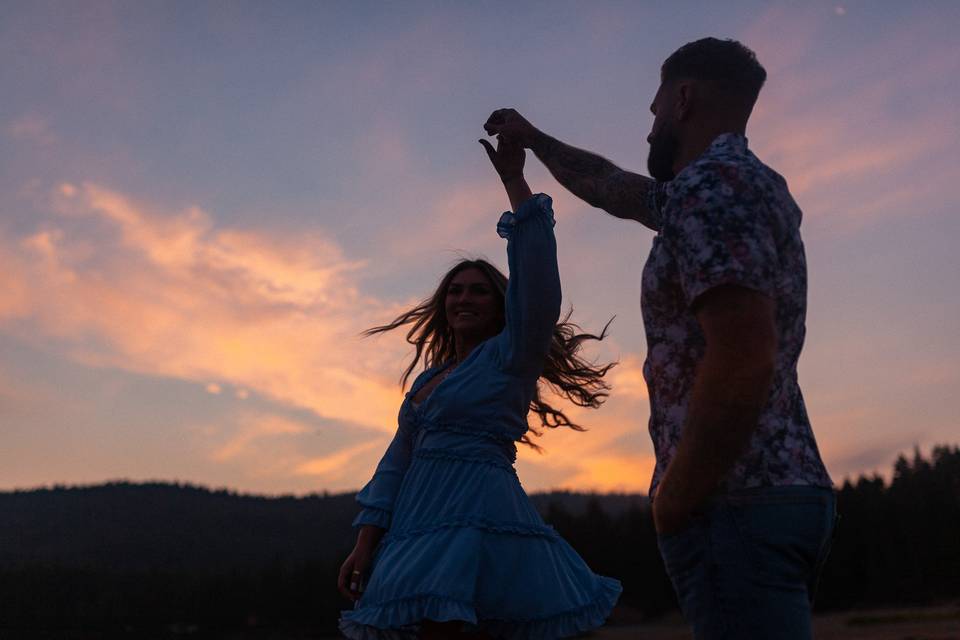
[657,517,703,560]
[657,520,706,598]
[726,492,835,592]
[657,516,698,543]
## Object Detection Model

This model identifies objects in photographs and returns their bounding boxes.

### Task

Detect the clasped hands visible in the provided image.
[480,108,539,182]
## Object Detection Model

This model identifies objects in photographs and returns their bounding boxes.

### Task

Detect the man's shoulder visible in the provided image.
[662,161,800,249]
[668,150,792,210]
[663,155,758,219]
[670,148,752,187]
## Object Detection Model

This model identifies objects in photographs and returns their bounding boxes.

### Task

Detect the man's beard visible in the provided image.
[647,126,680,182]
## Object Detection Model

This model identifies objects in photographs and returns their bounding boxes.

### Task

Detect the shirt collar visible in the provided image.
[669,132,748,184]
[704,132,748,157]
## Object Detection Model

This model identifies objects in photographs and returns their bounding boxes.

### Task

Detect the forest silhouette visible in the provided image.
[1,444,957,635]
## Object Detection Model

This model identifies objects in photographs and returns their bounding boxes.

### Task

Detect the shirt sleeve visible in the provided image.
[492,193,562,377]
[664,161,779,307]
[351,420,414,530]
[646,180,668,231]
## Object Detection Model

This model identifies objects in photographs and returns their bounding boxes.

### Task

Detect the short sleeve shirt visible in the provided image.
[641,133,832,496]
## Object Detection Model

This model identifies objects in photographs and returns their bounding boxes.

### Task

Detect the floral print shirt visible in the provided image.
[642,133,833,496]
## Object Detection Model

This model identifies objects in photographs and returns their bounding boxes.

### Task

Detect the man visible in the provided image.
[484,38,835,638]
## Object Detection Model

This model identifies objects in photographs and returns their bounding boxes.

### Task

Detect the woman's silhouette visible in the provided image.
[338,136,621,639]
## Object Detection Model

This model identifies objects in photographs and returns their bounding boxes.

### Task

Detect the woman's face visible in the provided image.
[445,267,502,341]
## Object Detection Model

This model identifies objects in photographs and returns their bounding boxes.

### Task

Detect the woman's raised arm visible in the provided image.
[481,135,561,377]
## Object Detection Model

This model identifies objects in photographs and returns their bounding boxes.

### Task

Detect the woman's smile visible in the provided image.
[445,268,502,338]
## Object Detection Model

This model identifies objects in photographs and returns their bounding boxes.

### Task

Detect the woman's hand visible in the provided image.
[480,136,532,211]
[337,539,375,602]
[479,135,526,183]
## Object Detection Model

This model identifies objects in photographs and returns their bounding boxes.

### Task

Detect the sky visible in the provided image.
[1,1,958,496]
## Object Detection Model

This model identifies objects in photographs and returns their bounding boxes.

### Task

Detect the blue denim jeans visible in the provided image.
[657,485,836,640]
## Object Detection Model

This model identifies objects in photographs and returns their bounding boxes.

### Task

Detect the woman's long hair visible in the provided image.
[363,259,615,449]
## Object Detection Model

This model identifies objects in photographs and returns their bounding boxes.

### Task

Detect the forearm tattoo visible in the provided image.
[532,133,662,231]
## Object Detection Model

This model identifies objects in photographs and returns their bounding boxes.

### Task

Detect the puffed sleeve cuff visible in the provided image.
[496,193,555,239]
[352,506,391,530]
[354,472,401,509]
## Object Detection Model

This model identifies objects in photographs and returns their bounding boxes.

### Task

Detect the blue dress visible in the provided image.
[339,194,621,640]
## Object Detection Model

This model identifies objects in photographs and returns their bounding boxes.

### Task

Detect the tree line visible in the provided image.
[1,444,957,636]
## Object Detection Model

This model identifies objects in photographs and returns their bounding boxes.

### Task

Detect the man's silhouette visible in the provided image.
[485,37,835,638]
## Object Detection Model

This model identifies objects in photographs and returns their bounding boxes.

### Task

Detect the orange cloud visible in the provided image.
[2,178,664,493]
[517,366,654,493]
[559,453,655,493]
[607,355,648,400]
[183,411,390,490]
[2,182,409,435]
[294,440,386,480]
[211,414,310,463]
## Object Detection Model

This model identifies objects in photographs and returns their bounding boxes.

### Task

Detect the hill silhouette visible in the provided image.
[0,482,357,572]
[0,483,646,572]
[1,444,958,636]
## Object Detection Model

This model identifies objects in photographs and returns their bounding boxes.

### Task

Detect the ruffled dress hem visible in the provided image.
[339,577,621,640]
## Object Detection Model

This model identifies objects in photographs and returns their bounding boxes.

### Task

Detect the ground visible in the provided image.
[592,602,960,640]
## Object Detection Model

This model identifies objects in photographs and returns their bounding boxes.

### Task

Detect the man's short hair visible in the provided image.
[662,38,767,108]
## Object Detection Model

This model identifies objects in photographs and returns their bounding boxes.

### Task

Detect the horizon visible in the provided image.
[3,439,947,499]
[2,2,958,496]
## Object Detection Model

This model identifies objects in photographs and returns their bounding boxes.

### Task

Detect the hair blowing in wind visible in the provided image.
[363,258,616,449]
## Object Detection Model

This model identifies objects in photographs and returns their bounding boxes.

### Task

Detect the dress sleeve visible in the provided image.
[351,416,414,530]
[492,193,562,377]
[664,161,778,307]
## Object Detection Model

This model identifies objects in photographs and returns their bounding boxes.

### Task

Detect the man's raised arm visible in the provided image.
[484,108,662,231]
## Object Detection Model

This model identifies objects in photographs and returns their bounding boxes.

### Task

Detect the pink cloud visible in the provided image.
[741,8,960,229]
[6,114,58,146]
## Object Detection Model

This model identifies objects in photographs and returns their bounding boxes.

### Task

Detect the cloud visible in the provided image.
[210,413,311,463]
[742,8,960,229]
[1,177,665,494]
[6,114,58,146]
[517,368,655,493]
[607,355,648,400]
[559,453,656,493]
[294,440,385,479]
[192,410,392,490]
[1,182,410,435]
[367,179,507,263]
[817,409,926,483]
[519,426,654,493]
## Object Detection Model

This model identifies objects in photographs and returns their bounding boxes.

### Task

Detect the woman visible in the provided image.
[338,136,621,639]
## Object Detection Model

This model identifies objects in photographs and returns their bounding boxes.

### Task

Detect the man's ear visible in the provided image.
[675,81,694,122]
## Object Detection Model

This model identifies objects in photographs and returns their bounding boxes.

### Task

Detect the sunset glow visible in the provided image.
[1,2,957,495]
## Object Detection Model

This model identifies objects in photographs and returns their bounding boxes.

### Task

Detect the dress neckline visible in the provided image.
[407,340,491,411]
[409,361,456,411]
